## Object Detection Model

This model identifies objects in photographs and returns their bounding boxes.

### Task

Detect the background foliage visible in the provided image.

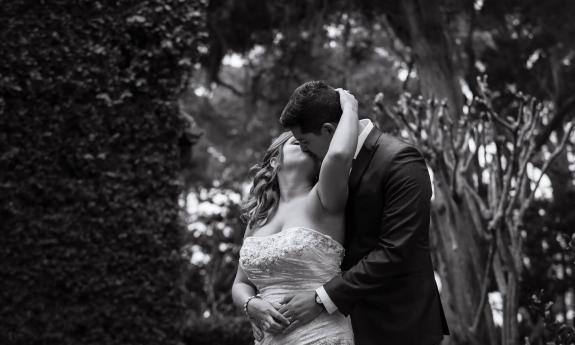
[179,186,254,345]
[0,1,206,344]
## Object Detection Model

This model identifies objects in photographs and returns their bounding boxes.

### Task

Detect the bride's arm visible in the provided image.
[232,254,290,334]
[231,226,263,310]
[231,265,257,309]
[315,89,359,213]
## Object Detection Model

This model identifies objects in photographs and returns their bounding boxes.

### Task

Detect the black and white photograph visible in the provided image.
[2,1,575,345]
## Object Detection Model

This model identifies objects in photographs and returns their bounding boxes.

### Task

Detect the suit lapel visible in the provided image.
[349,128,382,194]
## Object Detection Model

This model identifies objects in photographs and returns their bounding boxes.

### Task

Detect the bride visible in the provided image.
[231,89,358,344]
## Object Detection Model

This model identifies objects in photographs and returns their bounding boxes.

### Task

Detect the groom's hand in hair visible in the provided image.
[278,291,323,333]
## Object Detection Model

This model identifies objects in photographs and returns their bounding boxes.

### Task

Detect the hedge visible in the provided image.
[0,1,205,344]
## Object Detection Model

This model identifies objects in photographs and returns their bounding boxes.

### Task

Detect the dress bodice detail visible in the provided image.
[240,227,344,276]
[239,227,354,345]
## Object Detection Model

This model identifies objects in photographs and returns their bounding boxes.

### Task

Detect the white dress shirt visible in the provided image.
[315,119,374,314]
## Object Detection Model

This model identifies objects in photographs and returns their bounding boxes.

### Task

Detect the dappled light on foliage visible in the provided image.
[180,186,254,345]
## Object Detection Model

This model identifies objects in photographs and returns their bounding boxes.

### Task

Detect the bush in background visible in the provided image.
[180,185,254,344]
[0,1,205,344]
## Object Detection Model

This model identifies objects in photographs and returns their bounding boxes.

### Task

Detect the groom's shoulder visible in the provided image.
[375,131,422,158]
[371,132,426,177]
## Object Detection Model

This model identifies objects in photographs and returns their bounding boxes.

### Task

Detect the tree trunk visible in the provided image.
[502,275,519,345]
[399,0,464,119]
[387,0,495,343]
[431,167,499,345]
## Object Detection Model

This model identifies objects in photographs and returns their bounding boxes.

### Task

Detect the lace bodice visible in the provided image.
[240,227,354,345]
[241,226,343,272]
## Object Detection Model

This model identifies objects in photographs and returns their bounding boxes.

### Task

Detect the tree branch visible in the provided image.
[476,76,516,132]
[375,95,420,144]
[462,127,480,173]
[526,122,574,207]
[469,239,496,334]
[215,77,245,97]
[461,177,492,219]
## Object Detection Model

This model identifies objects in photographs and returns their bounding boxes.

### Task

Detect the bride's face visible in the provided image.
[280,136,316,176]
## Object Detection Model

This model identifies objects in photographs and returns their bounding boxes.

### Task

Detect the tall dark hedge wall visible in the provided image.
[0,1,205,344]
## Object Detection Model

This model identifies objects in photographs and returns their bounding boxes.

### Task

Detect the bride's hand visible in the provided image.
[247,298,291,334]
[336,88,358,114]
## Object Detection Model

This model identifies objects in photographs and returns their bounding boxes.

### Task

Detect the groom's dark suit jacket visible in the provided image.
[324,127,449,345]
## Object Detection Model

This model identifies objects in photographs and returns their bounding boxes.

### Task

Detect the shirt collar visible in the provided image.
[354,119,374,159]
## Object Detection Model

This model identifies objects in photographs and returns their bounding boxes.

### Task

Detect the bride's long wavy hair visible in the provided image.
[241,132,293,235]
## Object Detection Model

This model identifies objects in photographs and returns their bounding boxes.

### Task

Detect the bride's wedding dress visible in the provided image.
[240,227,354,345]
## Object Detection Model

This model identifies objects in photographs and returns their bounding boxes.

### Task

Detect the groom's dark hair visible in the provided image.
[279,81,342,134]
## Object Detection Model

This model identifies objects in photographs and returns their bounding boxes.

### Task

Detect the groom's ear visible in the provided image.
[321,123,337,137]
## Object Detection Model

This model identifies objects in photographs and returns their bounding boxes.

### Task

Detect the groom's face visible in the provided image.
[290,124,334,161]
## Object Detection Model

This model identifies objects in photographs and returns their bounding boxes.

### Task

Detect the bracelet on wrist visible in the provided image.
[243,294,261,318]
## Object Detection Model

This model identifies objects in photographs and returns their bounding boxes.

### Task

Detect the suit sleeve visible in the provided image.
[323,146,432,316]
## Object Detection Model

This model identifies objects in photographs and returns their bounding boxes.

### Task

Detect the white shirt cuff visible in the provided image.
[315,286,338,314]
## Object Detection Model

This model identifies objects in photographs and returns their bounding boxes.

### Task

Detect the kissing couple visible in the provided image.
[232,81,450,345]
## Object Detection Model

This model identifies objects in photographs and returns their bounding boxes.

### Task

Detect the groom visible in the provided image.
[277,81,449,345]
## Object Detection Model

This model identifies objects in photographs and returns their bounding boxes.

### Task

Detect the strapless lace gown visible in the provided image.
[240,227,354,345]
